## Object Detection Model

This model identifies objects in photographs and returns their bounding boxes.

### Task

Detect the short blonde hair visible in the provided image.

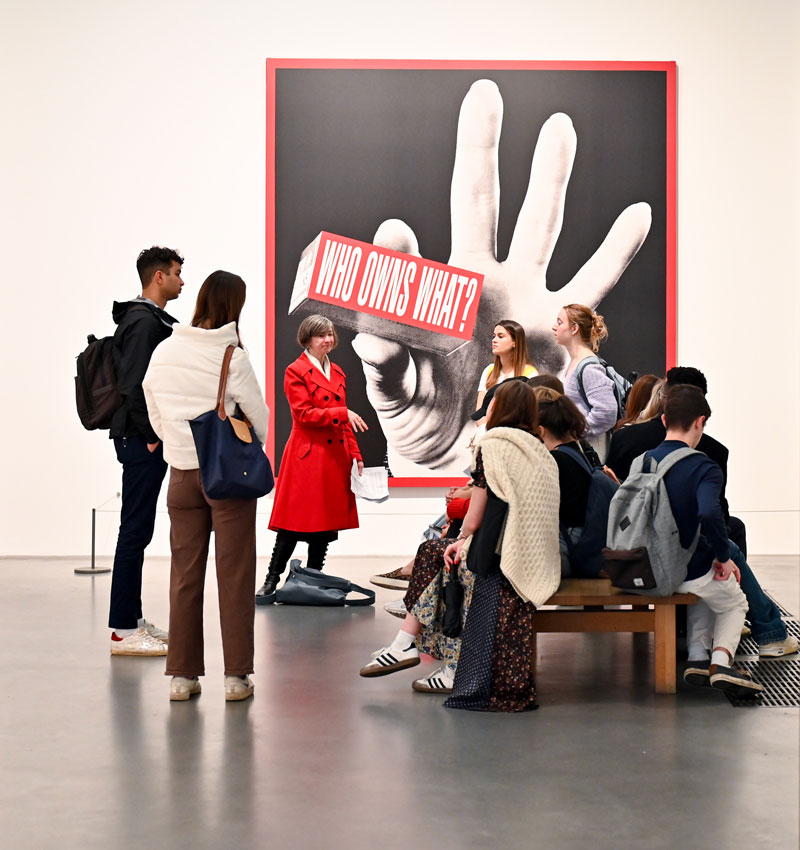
[297,314,338,350]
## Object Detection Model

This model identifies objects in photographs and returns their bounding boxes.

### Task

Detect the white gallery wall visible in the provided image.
[1,0,798,558]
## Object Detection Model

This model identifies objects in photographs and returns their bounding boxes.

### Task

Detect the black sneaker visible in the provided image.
[683,660,710,687]
[709,664,764,699]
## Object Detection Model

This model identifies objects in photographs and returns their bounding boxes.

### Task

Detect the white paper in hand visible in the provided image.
[350,461,389,503]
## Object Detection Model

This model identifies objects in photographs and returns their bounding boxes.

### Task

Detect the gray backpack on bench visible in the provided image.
[602,447,700,596]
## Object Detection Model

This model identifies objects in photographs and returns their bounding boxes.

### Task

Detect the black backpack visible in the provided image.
[556,443,619,577]
[75,333,121,430]
[575,355,633,421]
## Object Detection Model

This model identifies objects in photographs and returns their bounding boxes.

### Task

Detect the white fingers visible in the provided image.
[506,112,577,271]
[565,202,652,308]
[351,332,417,414]
[450,79,503,261]
[373,219,421,257]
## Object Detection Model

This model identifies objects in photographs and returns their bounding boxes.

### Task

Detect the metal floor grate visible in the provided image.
[738,618,800,656]
[725,658,800,708]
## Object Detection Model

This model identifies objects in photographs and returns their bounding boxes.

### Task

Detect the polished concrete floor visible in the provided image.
[1,554,798,850]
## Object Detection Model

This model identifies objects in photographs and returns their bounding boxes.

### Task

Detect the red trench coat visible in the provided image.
[269,353,362,534]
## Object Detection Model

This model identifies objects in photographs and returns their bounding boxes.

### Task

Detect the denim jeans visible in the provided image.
[729,540,787,645]
[108,436,168,629]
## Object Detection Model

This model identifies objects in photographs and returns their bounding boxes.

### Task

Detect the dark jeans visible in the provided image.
[729,540,787,645]
[108,436,168,629]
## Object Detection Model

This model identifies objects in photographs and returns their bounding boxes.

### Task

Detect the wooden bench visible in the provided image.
[532,578,699,694]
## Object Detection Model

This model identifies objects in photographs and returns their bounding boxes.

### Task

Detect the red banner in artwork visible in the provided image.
[290,232,483,352]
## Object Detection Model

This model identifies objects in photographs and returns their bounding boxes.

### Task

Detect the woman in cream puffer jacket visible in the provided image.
[143,270,269,703]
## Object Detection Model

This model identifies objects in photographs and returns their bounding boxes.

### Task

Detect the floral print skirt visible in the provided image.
[403,538,474,672]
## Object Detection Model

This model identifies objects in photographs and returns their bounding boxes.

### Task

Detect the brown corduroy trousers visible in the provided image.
[165,468,257,678]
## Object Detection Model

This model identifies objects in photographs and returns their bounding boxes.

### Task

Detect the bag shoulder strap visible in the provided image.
[343,582,376,606]
[555,443,594,477]
[286,560,376,606]
[575,355,601,408]
[215,345,236,420]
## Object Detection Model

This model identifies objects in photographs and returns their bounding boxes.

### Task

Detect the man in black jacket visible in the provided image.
[108,246,182,656]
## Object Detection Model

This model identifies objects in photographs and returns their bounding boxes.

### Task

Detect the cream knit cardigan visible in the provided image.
[467,426,561,607]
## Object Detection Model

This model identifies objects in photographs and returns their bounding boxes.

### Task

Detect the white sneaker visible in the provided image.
[143,620,168,642]
[110,627,168,656]
[384,598,407,619]
[170,677,201,701]
[359,642,419,677]
[758,635,799,657]
[225,675,254,701]
[412,666,455,694]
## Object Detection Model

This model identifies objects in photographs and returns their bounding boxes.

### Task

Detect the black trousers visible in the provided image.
[108,436,167,629]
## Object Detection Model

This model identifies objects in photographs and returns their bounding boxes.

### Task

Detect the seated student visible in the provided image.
[529,374,603,468]
[606,369,797,658]
[532,387,592,576]
[607,368,740,550]
[613,373,661,431]
[443,381,560,712]
[646,385,760,696]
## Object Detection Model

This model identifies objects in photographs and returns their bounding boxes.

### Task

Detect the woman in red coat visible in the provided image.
[256,315,367,602]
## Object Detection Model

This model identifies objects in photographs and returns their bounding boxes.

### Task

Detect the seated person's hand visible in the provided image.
[713,559,741,583]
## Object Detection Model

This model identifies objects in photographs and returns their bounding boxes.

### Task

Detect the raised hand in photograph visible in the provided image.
[352,79,651,473]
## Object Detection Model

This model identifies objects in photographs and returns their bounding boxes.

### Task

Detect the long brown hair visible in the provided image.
[191,271,247,345]
[486,380,538,434]
[486,319,532,389]
[613,374,660,431]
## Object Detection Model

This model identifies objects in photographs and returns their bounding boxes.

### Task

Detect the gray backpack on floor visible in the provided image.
[602,447,700,596]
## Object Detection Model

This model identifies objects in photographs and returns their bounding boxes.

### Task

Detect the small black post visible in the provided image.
[75,507,111,575]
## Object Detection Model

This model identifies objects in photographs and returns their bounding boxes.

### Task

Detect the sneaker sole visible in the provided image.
[683,671,710,687]
[369,577,411,590]
[111,647,168,657]
[411,681,453,694]
[170,687,201,701]
[384,607,407,620]
[710,674,764,699]
[225,688,254,701]
[758,646,798,658]
[359,657,420,677]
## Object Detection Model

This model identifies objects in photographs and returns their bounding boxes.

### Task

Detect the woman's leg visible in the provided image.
[165,469,211,678]
[306,535,330,571]
[210,494,258,677]
[255,530,298,601]
[359,539,451,678]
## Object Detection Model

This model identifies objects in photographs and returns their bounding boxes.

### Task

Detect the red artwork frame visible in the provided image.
[266,59,677,487]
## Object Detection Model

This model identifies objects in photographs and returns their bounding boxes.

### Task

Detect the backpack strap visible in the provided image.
[641,446,700,475]
[575,356,602,410]
[555,443,594,477]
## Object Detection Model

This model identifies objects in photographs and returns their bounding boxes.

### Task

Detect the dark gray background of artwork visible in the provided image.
[273,68,668,471]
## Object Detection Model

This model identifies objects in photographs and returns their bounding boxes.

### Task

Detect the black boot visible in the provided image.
[307,539,330,571]
[256,533,297,604]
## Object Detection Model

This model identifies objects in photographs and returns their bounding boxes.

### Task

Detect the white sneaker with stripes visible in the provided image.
[359,642,420,677]
[412,667,455,694]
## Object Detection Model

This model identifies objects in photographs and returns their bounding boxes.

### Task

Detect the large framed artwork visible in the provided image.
[267,59,676,485]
